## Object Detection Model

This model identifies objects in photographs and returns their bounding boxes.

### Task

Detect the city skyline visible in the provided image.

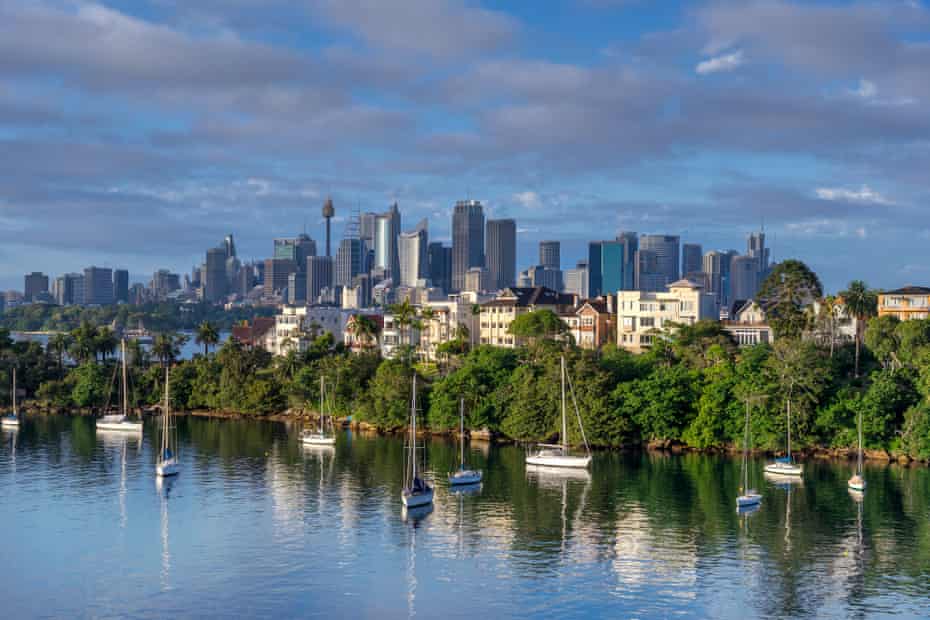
[2,1,929,293]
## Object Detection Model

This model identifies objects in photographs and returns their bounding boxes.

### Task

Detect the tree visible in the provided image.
[765,339,829,449]
[348,314,379,350]
[389,300,418,348]
[811,295,845,358]
[839,280,877,377]
[152,332,187,367]
[195,321,220,356]
[507,309,568,346]
[47,333,71,377]
[865,315,900,370]
[69,321,98,364]
[94,327,118,362]
[758,259,823,340]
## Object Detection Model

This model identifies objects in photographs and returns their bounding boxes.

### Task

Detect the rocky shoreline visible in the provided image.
[18,401,926,466]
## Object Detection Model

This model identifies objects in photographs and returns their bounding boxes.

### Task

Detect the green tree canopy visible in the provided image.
[758,259,823,340]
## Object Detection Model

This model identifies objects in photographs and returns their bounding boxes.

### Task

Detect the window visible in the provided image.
[640,317,655,328]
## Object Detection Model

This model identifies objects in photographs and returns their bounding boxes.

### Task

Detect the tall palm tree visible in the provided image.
[349,315,379,350]
[195,320,220,356]
[152,332,185,367]
[390,300,418,347]
[69,321,97,364]
[95,327,118,362]
[840,280,878,378]
[814,295,842,357]
[47,332,71,376]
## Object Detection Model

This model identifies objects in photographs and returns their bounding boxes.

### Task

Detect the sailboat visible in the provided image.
[401,375,433,508]
[526,356,591,469]
[301,376,336,446]
[1,368,20,428]
[448,398,482,486]
[764,397,803,476]
[155,366,180,477]
[97,339,143,433]
[848,407,866,492]
[736,398,762,509]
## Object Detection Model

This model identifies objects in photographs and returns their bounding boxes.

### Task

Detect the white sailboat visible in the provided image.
[736,398,762,509]
[764,397,803,477]
[301,376,336,446]
[848,406,866,492]
[97,339,143,433]
[401,375,433,508]
[155,366,180,477]
[448,398,482,486]
[526,356,591,469]
[2,368,20,428]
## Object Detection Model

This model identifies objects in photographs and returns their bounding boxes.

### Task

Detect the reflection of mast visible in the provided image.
[784,483,792,550]
[158,479,172,591]
[119,439,128,529]
[407,523,418,618]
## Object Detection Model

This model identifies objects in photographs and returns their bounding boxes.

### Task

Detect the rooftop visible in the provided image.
[883,286,930,295]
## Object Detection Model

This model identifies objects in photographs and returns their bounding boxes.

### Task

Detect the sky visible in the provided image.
[1,0,929,293]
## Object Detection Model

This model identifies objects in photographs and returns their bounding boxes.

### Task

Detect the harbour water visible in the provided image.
[2,415,929,618]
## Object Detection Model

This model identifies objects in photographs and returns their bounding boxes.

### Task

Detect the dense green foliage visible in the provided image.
[5,281,930,460]
[0,301,273,333]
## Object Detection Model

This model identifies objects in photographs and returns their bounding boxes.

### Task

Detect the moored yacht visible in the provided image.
[525,356,591,469]
[401,375,433,508]
[97,339,143,433]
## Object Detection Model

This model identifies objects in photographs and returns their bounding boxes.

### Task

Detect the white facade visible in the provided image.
[266,305,358,356]
[616,279,719,353]
[397,219,428,288]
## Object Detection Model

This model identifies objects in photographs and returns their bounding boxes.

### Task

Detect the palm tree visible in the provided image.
[814,296,842,357]
[47,332,71,376]
[840,280,878,378]
[390,300,418,347]
[69,321,98,364]
[152,332,186,367]
[95,327,118,362]
[195,321,220,356]
[349,315,379,350]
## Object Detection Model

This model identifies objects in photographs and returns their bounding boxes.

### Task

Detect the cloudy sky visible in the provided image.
[1,0,928,293]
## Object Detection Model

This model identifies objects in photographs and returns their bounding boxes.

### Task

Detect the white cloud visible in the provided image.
[852,79,877,99]
[814,184,891,205]
[513,190,542,209]
[695,49,744,75]
[786,218,869,238]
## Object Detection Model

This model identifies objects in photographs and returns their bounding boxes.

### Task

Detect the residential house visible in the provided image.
[569,297,614,350]
[616,279,719,353]
[878,286,930,321]
[480,286,576,348]
[722,299,775,347]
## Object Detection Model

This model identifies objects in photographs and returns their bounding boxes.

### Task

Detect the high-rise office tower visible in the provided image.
[263,258,298,298]
[306,256,333,304]
[587,233,637,297]
[639,234,680,288]
[539,240,560,270]
[236,266,254,298]
[616,231,639,291]
[335,238,366,287]
[526,265,562,292]
[322,198,335,258]
[682,243,703,278]
[451,200,484,292]
[464,267,490,293]
[485,218,516,290]
[83,266,114,305]
[24,272,48,302]
[374,209,401,280]
[113,269,129,303]
[58,273,84,305]
[287,271,307,305]
[587,242,603,297]
[634,250,666,292]
[359,212,378,246]
[702,251,725,305]
[224,233,237,259]
[203,247,228,302]
[747,231,769,273]
[730,255,761,301]
[274,235,316,266]
[397,218,428,288]
[428,242,452,294]
[563,261,588,298]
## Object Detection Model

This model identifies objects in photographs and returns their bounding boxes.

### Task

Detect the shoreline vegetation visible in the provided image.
[3,265,930,467]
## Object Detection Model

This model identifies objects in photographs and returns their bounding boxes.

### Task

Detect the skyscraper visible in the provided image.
[374,206,401,280]
[335,238,366,287]
[224,233,237,259]
[587,242,603,297]
[263,258,297,298]
[204,247,228,303]
[23,272,48,302]
[58,273,84,305]
[113,269,129,303]
[634,250,665,292]
[451,200,485,292]
[747,231,769,273]
[729,255,761,301]
[359,212,378,246]
[563,261,588,298]
[274,234,316,266]
[682,243,703,278]
[397,219,429,287]
[287,271,306,305]
[83,266,114,305]
[639,234,680,288]
[587,233,637,297]
[306,256,333,304]
[486,218,516,290]
[539,240,560,270]
[428,242,452,294]
[702,251,725,305]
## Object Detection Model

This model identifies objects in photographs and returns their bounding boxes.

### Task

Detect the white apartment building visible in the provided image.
[266,305,359,356]
[418,294,481,361]
[480,286,576,348]
[616,279,719,353]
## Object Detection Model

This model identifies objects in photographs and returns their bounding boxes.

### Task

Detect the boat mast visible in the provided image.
[121,339,128,418]
[319,375,325,434]
[857,408,863,475]
[459,397,465,469]
[560,356,568,452]
[12,367,16,416]
[162,366,169,457]
[743,399,750,492]
[786,397,792,461]
[411,375,418,482]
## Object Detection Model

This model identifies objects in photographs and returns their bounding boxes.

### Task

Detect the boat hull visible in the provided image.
[736,493,762,507]
[526,454,591,469]
[1,418,20,428]
[97,421,143,432]
[764,462,803,476]
[448,470,483,485]
[301,435,336,446]
[401,488,434,507]
[156,459,180,477]
[848,476,866,492]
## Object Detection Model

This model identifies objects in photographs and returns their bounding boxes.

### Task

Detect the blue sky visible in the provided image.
[1,0,929,293]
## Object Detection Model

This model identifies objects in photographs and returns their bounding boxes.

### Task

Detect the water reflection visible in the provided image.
[1,415,930,619]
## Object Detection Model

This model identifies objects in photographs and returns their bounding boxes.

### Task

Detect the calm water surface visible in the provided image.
[2,416,929,619]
